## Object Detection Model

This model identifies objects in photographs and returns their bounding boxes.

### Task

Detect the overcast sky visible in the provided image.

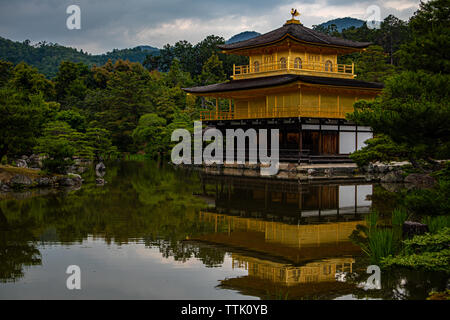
[0,0,422,54]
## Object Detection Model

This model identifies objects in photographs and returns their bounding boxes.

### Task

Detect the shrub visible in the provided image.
[403,180,450,216]
[367,228,395,264]
[381,228,450,272]
[382,250,450,273]
[392,208,408,226]
[365,211,379,229]
[402,227,450,254]
[422,216,450,233]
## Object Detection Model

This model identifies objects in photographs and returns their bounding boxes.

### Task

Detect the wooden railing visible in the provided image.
[199,106,347,121]
[233,60,354,79]
[200,111,235,120]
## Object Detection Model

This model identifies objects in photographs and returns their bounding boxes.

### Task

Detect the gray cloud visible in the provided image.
[0,0,421,54]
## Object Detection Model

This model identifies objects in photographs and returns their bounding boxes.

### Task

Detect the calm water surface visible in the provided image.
[0,162,446,299]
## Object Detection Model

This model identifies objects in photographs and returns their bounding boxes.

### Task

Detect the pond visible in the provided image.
[0,161,447,299]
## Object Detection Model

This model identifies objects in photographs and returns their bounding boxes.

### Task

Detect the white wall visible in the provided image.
[339,132,355,154]
[339,130,373,154]
[357,132,373,151]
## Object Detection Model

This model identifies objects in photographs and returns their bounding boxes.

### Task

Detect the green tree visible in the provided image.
[379,15,410,65]
[55,109,87,132]
[350,135,409,167]
[348,71,450,167]
[0,88,46,159]
[53,61,91,108]
[85,127,117,160]
[9,62,54,101]
[396,0,450,73]
[143,55,161,71]
[132,113,167,157]
[90,60,153,151]
[199,54,226,85]
[353,45,395,83]
[34,121,78,173]
[0,60,13,86]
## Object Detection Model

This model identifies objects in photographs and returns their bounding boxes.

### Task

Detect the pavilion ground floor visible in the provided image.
[205,117,373,163]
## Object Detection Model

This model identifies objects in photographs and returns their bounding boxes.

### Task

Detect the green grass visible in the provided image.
[422,216,450,233]
[367,228,395,264]
[392,208,408,226]
[365,211,379,229]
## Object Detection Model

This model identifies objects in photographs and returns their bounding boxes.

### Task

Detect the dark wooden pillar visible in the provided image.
[299,126,303,163]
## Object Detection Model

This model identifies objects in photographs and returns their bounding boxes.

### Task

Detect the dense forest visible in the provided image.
[0,0,448,175]
[0,37,159,78]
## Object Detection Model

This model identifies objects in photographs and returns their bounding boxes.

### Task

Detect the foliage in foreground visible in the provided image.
[381,228,450,273]
[348,71,450,168]
[427,290,450,300]
[402,171,450,216]
[350,216,397,265]
[422,216,450,234]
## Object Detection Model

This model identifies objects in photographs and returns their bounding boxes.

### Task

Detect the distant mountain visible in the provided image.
[0,36,160,78]
[226,31,261,44]
[135,45,160,52]
[314,17,365,32]
[225,19,365,45]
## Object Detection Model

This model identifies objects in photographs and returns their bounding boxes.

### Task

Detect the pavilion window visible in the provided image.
[325,60,333,72]
[280,57,287,69]
[294,57,302,69]
[253,61,260,72]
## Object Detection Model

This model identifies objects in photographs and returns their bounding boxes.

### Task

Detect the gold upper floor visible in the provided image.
[232,45,355,80]
[218,14,369,81]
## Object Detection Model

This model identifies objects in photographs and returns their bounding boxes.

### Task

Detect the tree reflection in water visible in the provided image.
[0,161,447,299]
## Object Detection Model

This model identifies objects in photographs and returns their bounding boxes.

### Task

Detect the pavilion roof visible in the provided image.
[183,74,383,94]
[218,23,371,51]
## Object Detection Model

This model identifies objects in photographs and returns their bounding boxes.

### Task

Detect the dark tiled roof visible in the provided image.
[183,75,383,94]
[218,23,371,50]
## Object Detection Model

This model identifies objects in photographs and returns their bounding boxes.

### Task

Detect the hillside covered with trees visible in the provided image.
[313,17,365,32]
[0,37,159,78]
[0,0,448,174]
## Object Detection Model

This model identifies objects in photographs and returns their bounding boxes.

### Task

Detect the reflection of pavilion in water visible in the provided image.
[200,175,373,223]
[194,210,360,298]
[231,255,354,286]
[192,176,371,297]
[196,211,362,263]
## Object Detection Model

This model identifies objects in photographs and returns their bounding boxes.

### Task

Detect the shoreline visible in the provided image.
[178,161,410,183]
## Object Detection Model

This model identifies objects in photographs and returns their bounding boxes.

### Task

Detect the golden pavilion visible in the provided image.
[183,11,383,163]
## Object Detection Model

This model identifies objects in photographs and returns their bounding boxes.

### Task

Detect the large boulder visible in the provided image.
[67,173,83,184]
[57,175,82,187]
[10,174,33,187]
[380,170,404,183]
[324,168,333,177]
[15,159,28,168]
[403,221,429,238]
[36,177,51,187]
[27,154,43,169]
[57,177,76,187]
[96,178,106,185]
[404,173,436,189]
[373,162,390,174]
[95,162,106,172]
[95,162,106,177]
[0,183,11,192]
